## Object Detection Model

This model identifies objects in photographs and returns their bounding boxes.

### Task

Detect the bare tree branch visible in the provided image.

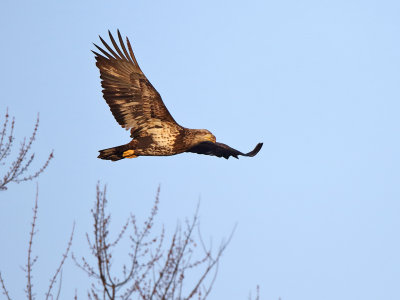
[0,271,12,300]
[24,185,40,300]
[45,224,75,300]
[55,271,63,300]
[0,109,53,191]
[0,185,74,300]
[74,183,233,300]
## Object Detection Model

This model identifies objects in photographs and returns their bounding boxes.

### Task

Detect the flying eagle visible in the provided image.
[93,31,263,161]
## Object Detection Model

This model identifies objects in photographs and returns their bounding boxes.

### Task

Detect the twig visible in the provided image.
[25,185,39,300]
[45,223,75,300]
[0,271,12,300]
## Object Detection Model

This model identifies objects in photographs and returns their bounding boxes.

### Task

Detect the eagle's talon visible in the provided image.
[123,150,137,158]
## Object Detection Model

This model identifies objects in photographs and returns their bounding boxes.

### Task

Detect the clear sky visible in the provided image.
[1,0,400,299]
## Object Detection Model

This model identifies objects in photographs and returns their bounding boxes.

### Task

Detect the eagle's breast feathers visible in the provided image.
[133,122,185,156]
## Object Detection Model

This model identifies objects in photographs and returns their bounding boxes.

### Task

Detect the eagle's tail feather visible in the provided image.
[98,143,135,161]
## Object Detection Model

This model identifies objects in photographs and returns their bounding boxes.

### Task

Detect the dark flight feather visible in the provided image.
[186,142,263,159]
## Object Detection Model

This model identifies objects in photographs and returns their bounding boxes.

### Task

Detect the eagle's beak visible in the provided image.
[205,134,216,143]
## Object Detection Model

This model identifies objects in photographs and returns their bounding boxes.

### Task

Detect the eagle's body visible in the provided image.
[94,31,263,160]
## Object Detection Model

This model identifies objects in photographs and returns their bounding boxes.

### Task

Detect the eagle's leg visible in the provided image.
[122,149,138,158]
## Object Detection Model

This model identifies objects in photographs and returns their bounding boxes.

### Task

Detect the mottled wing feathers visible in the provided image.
[93,30,177,136]
[186,142,263,159]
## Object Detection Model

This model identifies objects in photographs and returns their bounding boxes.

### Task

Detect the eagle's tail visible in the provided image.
[98,143,136,161]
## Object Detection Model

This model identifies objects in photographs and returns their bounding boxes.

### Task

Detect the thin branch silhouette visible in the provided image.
[0,109,53,191]
[0,272,11,300]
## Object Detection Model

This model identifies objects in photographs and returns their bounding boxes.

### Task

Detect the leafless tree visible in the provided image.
[73,184,233,300]
[0,185,74,300]
[0,109,53,191]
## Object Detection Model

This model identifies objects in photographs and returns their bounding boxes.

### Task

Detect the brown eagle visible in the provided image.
[93,31,263,161]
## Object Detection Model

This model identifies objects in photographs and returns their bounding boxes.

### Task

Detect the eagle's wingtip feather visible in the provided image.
[246,142,263,157]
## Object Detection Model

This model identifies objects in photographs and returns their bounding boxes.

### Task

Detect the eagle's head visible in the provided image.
[193,129,216,144]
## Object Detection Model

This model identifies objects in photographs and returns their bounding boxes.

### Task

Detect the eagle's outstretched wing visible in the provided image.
[186,142,263,159]
[93,30,177,136]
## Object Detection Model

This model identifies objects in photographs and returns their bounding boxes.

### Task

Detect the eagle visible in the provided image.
[93,31,263,161]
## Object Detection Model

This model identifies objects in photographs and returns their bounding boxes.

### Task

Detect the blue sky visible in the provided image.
[1,0,400,299]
